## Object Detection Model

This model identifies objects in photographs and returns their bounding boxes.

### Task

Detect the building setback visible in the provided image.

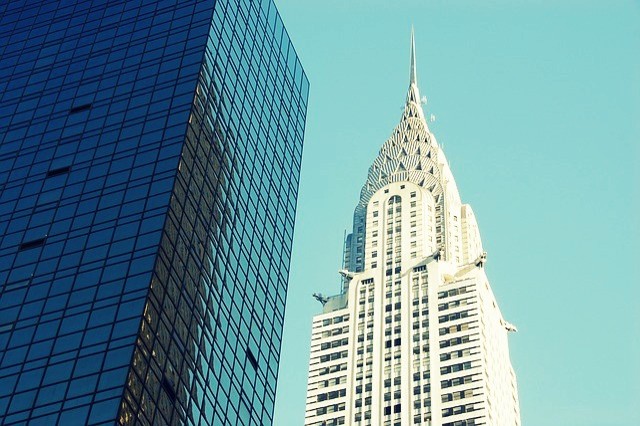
[304,31,520,426]
[0,1,308,425]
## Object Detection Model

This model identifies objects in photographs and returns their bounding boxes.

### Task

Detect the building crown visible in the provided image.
[345,30,471,274]
[356,30,460,211]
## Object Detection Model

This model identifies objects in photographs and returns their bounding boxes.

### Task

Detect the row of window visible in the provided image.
[316,402,345,416]
[442,403,476,417]
[316,389,346,402]
[321,315,348,327]
[317,363,348,377]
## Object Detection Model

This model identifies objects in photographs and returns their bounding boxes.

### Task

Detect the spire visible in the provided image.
[410,26,417,86]
[404,27,426,125]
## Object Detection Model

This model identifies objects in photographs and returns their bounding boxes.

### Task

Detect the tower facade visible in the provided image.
[304,32,519,426]
[0,1,308,425]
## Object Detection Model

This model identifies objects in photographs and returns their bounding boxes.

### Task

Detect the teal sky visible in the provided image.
[272,1,640,425]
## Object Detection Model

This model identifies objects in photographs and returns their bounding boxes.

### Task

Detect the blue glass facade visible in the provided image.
[0,1,308,425]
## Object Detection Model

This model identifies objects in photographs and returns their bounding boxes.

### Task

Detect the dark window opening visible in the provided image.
[47,166,71,177]
[69,103,92,114]
[246,347,258,370]
[19,238,46,251]
[161,376,177,402]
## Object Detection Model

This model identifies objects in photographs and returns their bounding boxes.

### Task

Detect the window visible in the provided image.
[69,103,92,114]
[161,376,177,402]
[19,238,46,250]
[47,165,71,177]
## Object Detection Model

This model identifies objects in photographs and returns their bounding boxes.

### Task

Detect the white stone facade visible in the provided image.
[305,32,520,426]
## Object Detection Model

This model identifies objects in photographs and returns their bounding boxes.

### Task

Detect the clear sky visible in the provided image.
[272,1,640,425]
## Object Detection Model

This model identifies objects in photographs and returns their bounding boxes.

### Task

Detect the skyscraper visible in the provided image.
[304,31,520,426]
[0,1,308,425]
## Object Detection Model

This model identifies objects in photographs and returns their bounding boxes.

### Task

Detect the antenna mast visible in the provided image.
[340,229,347,293]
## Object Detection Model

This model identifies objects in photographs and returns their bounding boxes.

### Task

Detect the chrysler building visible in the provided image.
[304,31,521,426]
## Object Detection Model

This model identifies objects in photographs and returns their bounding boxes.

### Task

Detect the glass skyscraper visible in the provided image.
[0,1,308,425]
